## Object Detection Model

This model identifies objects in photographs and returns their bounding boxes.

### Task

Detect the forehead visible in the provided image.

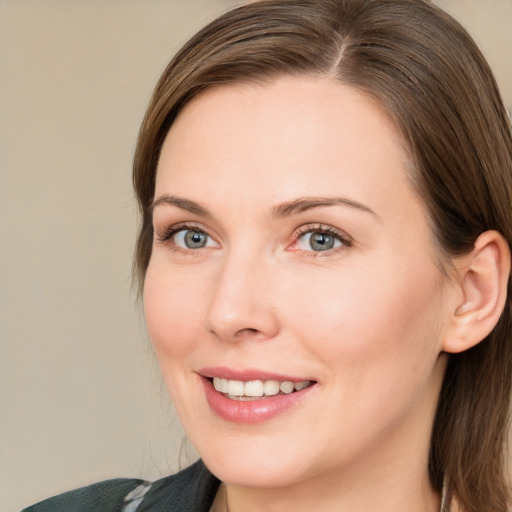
[155,76,414,217]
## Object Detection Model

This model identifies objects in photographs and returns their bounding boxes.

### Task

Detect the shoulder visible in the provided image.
[22,460,220,512]
[136,460,220,512]
[21,478,147,512]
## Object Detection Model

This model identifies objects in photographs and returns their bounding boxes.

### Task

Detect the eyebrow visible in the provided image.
[272,196,378,219]
[151,194,212,218]
[151,194,378,220]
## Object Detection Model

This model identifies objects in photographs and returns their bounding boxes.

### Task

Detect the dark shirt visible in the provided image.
[22,460,220,512]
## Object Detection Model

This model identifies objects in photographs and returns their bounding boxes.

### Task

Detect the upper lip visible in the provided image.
[199,366,316,382]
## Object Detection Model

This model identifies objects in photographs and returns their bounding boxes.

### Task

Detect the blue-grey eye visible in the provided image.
[173,229,214,249]
[297,231,343,252]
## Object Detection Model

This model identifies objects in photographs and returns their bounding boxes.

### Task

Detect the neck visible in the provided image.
[221,400,442,512]
[223,470,440,512]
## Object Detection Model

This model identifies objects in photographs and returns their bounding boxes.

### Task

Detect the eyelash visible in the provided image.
[291,224,352,258]
[155,222,352,257]
[155,222,214,255]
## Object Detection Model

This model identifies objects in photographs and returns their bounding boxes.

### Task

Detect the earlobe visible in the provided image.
[443,230,511,354]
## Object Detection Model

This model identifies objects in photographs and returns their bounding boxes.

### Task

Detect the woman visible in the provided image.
[24,0,512,511]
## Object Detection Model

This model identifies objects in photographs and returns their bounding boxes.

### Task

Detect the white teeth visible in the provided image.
[227,380,245,396]
[245,380,264,397]
[294,380,310,391]
[263,380,280,396]
[280,381,294,394]
[212,377,313,398]
[213,377,231,393]
[220,378,229,393]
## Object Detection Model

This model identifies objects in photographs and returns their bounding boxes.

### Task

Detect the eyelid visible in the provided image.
[154,221,351,256]
[155,222,219,250]
[155,221,203,242]
[288,223,352,255]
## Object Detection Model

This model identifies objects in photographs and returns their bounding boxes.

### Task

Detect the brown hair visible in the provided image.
[133,1,512,510]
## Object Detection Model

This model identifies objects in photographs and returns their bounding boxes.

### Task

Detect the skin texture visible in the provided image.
[143,76,463,512]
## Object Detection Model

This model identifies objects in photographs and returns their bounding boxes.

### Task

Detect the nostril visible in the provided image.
[235,327,261,337]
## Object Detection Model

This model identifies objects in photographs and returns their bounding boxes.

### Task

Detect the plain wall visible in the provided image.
[0,1,510,510]
[0,2,235,510]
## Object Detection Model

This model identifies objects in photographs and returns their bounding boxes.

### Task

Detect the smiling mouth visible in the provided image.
[210,377,315,401]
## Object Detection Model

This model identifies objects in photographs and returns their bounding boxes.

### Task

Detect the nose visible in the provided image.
[204,250,280,343]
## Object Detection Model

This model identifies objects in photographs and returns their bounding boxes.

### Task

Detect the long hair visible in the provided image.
[133,1,512,510]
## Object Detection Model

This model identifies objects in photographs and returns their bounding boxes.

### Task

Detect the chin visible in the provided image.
[189,425,323,489]
[203,451,308,489]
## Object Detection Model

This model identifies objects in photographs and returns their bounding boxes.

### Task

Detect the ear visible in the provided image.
[443,230,511,354]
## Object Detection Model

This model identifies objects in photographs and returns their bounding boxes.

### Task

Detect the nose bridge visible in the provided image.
[205,243,279,342]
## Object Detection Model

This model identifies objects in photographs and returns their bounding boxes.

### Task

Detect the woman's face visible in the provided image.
[144,76,455,489]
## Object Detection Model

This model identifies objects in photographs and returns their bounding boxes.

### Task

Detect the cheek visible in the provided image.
[143,262,206,360]
[284,259,447,442]
[281,258,446,373]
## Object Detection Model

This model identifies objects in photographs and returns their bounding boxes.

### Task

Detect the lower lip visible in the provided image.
[201,377,315,424]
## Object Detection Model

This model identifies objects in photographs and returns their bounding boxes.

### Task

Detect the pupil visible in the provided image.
[185,230,206,248]
[310,233,334,251]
